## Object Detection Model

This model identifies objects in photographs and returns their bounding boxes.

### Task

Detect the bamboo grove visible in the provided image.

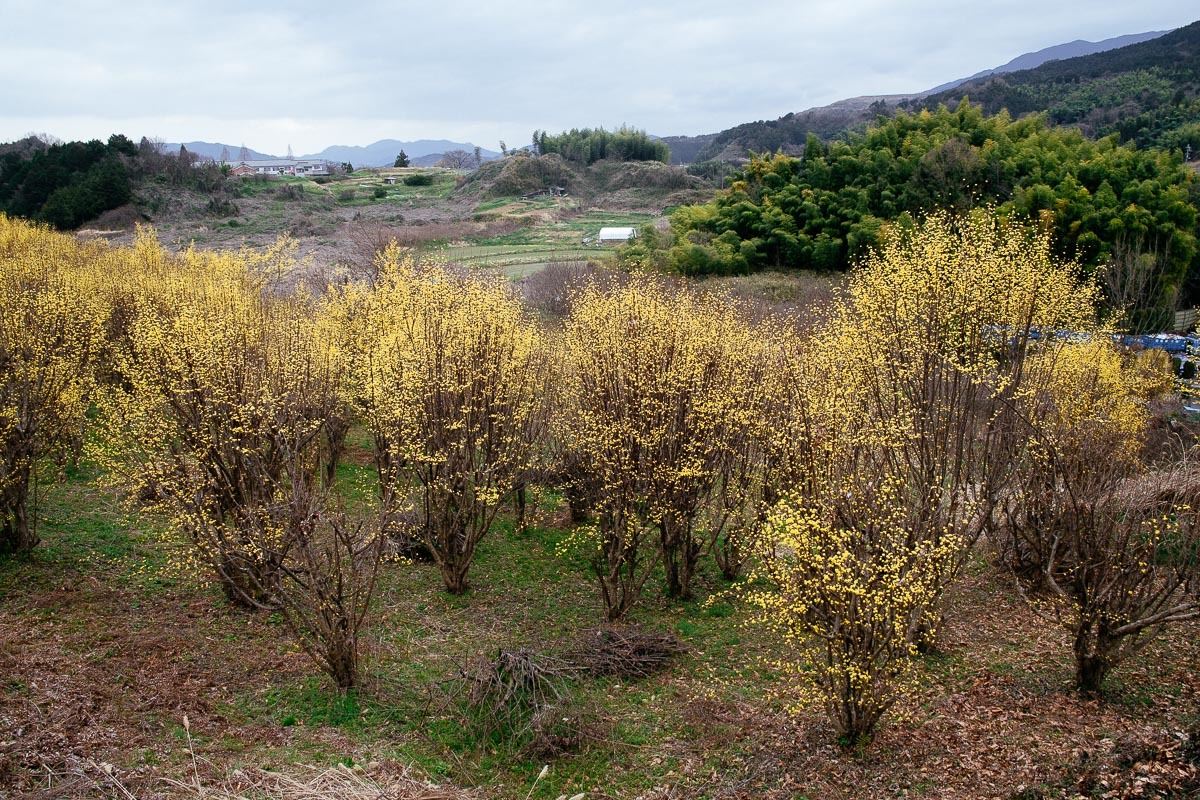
[2,211,1198,742]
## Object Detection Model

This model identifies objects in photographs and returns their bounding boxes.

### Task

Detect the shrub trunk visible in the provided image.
[0,492,36,554]
[1,457,38,554]
[1074,619,1113,696]
[660,516,701,600]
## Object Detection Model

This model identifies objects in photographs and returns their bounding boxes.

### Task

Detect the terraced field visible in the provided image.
[433,208,657,276]
[440,243,614,271]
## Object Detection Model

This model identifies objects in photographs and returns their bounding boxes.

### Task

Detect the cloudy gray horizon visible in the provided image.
[1,1,1196,156]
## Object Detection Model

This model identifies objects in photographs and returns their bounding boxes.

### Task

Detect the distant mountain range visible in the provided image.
[304,139,500,167]
[171,142,276,161]
[166,139,501,168]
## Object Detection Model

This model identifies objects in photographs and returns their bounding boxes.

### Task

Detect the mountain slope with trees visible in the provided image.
[676,100,884,165]
[662,24,1191,165]
[924,29,1171,94]
[912,20,1200,152]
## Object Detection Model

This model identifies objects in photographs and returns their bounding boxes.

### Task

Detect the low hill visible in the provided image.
[659,133,717,165]
[913,20,1200,150]
[411,152,451,167]
[454,153,710,210]
[688,98,902,166]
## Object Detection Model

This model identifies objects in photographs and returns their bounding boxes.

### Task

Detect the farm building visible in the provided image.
[598,226,637,244]
[222,159,334,177]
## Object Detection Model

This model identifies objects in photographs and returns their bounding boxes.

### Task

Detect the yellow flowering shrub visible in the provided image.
[94,232,346,607]
[747,213,1106,742]
[751,481,963,744]
[337,247,549,595]
[0,215,106,553]
[558,277,764,618]
[1001,336,1199,694]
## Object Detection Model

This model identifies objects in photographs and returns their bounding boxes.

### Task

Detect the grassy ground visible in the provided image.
[3,433,1200,799]
[472,209,656,246]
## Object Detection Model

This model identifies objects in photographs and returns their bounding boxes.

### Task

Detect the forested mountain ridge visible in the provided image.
[912,20,1200,151]
[664,23,1193,165]
[923,29,1170,94]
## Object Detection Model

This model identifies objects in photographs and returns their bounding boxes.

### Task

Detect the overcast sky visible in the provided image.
[1,1,1196,156]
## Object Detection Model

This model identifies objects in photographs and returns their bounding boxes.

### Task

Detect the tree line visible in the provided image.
[0,135,135,229]
[531,126,670,165]
[0,134,231,230]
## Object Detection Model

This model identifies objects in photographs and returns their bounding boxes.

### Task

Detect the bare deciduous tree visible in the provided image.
[1099,235,1179,334]
[436,149,476,170]
[265,480,385,692]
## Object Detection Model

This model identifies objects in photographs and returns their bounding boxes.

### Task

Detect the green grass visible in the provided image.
[3,446,793,798]
[7,436,1200,798]
[472,198,517,213]
[0,459,168,594]
[472,197,561,216]
[473,208,655,248]
[263,678,366,729]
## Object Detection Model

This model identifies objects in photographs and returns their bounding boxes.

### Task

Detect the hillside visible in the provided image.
[665,100,886,166]
[914,19,1200,150]
[632,102,1199,332]
[660,133,717,165]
